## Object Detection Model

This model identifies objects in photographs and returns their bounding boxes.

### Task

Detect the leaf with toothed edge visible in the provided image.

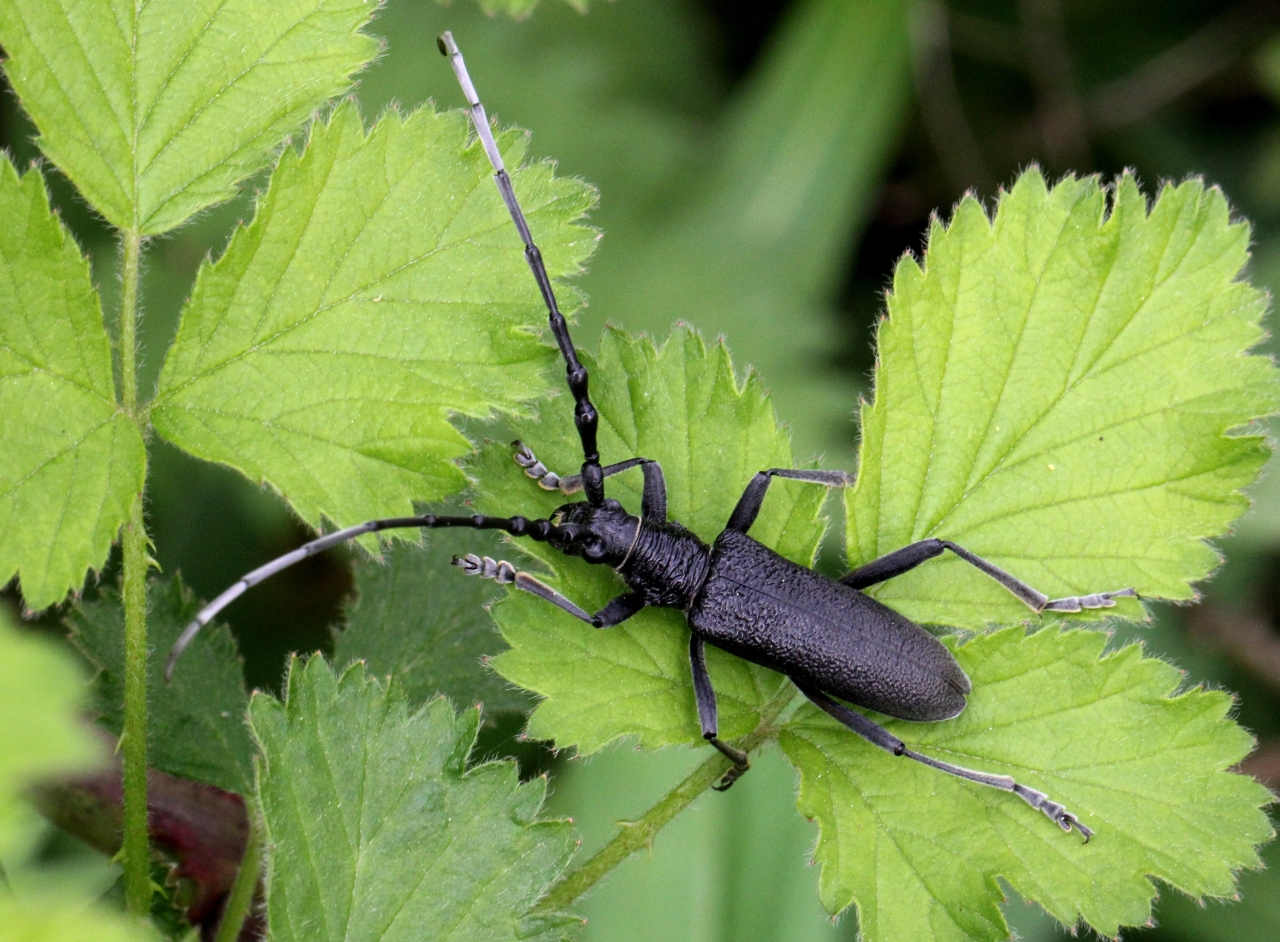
[776,170,1279,940]
[0,0,381,235]
[67,575,254,796]
[153,100,598,541]
[780,627,1272,941]
[334,525,535,715]
[846,171,1279,627]
[470,326,831,754]
[250,656,578,942]
[0,158,145,612]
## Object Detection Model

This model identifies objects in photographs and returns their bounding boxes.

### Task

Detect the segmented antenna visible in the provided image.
[437,30,605,506]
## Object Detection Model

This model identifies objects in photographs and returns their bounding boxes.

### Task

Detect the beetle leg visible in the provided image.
[690,634,750,790]
[841,538,1137,614]
[512,442,669,520]
[794,681,1093,841]
[841,539,947,588]
[453,554,596,623]
[593,591,646,627]
[726,468,852,534]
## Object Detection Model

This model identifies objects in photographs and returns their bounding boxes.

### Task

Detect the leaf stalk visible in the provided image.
[119,227,152,916]
[534,682,798,913]
[214,798,266,942]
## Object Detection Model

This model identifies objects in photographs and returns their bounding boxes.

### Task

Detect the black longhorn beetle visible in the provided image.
[167,31,1138,842]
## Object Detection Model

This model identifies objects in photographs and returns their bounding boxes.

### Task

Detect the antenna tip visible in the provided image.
[437,32,454,57]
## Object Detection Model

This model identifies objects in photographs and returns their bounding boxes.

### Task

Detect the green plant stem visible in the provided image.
[214,800,266,942]
[119,228,152,917]
[534,683,798,913]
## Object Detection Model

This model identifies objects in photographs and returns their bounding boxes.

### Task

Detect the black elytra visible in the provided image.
[167,32,1141,842]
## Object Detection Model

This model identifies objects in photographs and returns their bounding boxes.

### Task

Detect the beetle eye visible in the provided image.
[583,539,606,562]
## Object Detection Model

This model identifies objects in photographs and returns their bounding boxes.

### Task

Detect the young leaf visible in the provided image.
[67,575,254,795]
[778,627,1273,941]
[0,0,379,234]
[250,656,578,942]
[0,157,145,611]
[334,528,534,714]
[470,327,830,752]
[153,102,597,534]
[847,171,1280,627]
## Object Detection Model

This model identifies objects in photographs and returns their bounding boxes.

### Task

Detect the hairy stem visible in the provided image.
[214,800,266,942]
[119,228,152,916]
[534,683,798,913]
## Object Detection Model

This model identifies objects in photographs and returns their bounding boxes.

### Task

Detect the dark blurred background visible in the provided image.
[6,0,1280,938]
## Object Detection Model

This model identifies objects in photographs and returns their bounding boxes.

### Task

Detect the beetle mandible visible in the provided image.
[168,31,1138,841]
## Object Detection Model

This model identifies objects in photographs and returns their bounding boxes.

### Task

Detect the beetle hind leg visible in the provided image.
[795,681,1093,842]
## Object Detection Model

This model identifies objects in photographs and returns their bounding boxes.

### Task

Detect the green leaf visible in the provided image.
[153,102,597,533]
[0,609,101,855]
[67,575,254,795]
[472,327,830,752]
[1154,832,1280,941]
[778,627,1273,940]
[0,0,379,234]
[847,171,1280,627]
[0,157,144,611]
[250,656,578,942]
[334,527,534,714]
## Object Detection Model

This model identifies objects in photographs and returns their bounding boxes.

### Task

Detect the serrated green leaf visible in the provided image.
[334,527,534,714]
[848,171,1280,626]
[0,610,101,855]
[778,627,1273,941]
[153,102,597,534]
[251,656,578,942]
[0,157,144,611]
[0,0,379,234]
[1155,833,1280,940]
[471,327,829,752]
[67,575,254,795]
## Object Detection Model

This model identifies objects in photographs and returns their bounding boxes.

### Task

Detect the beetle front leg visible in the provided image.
[512,442,669,520]
[455,555,647,628]
[689,633,749,790]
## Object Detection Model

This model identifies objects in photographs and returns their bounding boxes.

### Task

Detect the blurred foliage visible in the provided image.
[7,0,1280,939]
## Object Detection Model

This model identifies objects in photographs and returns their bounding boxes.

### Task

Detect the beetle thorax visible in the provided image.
[616,518,711,608]
[551,500,711,609]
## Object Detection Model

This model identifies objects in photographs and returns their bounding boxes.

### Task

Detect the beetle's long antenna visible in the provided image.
[437,31,605,506]
[164,512,566,681]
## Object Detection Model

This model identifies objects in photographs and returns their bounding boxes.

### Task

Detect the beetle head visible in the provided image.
[550,498,640,566]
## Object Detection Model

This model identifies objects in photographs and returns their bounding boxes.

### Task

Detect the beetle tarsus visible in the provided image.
[513,440,577,492]
[707,736,750,791]
[1013,783,1093,842]
[1042,587,1138,613]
